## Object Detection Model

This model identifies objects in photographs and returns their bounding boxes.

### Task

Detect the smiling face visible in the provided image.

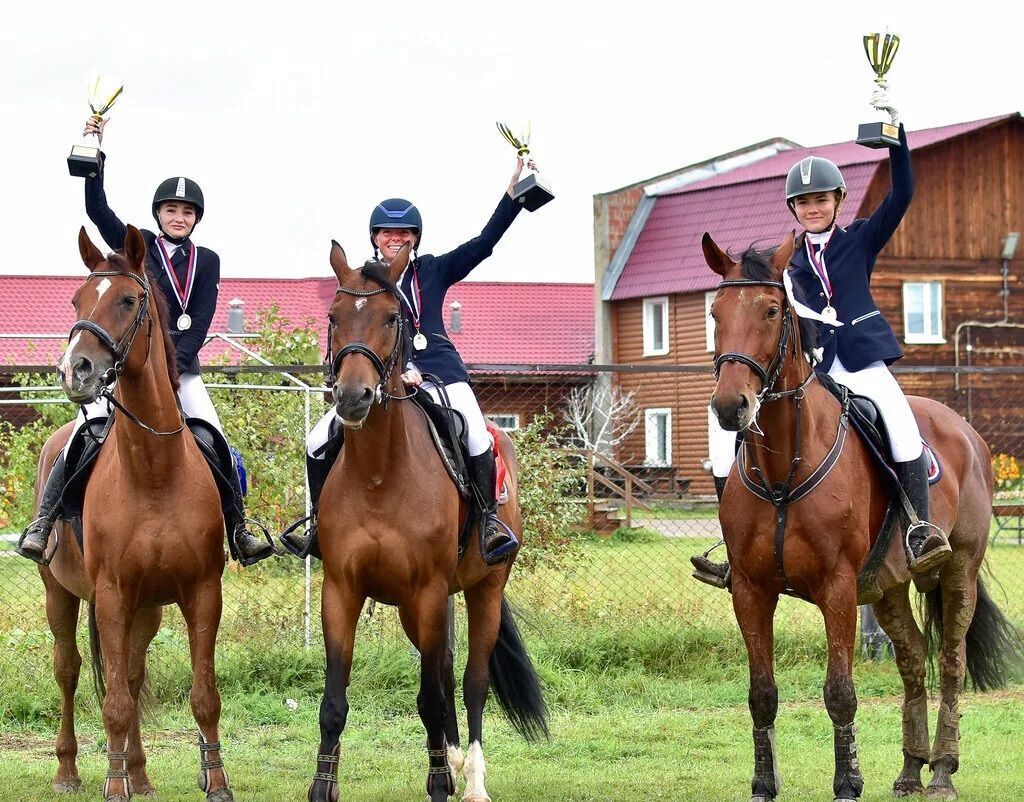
[157,201,197,238]
[373,228,418,263]
[791,192,840,234]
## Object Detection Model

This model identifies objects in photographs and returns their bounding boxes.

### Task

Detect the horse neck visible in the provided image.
[112,318,185,470]
[343,394,419,478]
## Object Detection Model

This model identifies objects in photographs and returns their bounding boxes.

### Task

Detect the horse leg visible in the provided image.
[43,574,83,794]
[871,587,929,796]
[94,591,139,802]
[819,584,864,801]
[732,577,781,802]
[459,577,504,802]
[410,584,456,802]
[180,579,233,802]
[125,606,162,797]
[308,578,363,802]
[926,564,978,801]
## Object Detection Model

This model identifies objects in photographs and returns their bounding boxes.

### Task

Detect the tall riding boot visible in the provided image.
[222,449,275,567]
[468,451,518,565]
[16,452,68,565]
[280,455,332,557]
[690,475,731,589]
[894,453,952,575]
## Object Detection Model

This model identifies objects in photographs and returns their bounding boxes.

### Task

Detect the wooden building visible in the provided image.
[594,113,1024,495]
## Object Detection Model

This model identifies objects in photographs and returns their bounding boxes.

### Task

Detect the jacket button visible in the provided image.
[820,292,825,297]
[829,329,835,334]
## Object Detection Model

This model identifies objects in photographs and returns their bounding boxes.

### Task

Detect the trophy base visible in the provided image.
[68,145,101,178]
[511,174,554,212]
[856,122,900,149]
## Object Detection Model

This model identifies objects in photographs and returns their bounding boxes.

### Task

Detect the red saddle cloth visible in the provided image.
[485,421,508,498]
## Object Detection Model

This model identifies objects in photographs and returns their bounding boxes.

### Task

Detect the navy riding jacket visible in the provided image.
[787,124,913,373]
[84,155,219,376]
[399,193,522,384]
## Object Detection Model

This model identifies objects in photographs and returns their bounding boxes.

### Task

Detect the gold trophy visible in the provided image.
[496,121,554,212]
[856,32,901,149]
[68,76,124,178]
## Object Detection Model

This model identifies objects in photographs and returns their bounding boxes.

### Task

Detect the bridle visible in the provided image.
[325,282,413,406]
[68,269,185,437]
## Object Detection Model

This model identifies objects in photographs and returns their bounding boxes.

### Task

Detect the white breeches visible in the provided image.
[62,372,222,458]
[708,357,922,476]
[307,380,492,459]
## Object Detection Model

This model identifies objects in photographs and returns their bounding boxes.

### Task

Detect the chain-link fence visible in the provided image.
[1,360,1022,694]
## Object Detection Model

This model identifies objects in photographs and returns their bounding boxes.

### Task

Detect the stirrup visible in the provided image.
[15,519,58,565]
[482,517,518,565]
[279,515,315,558]
[234,519,276,567]
[907,522,951,576]
[690,541,731,590]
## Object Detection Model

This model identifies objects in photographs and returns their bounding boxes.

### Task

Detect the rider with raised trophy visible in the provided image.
[17,85,274,567]
[694,33,952,590]
[284,125,553,564]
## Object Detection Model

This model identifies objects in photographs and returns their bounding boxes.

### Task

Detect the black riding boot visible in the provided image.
[221,449,275,567]
[894,453,951,575]
[16,452,68,565]
[469,451,518,565]
[279,454,332,558]
[690,476,731,589]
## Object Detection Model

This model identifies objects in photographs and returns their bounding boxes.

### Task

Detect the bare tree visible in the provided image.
[563,382,641,456]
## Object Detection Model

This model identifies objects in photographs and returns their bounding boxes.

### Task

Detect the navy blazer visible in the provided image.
[85,156,219,376]
[400,193,522,385]
[787,125,913,373]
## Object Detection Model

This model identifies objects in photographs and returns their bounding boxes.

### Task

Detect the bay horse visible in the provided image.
[306,243,547,802]
[704,232,1023,801]
[34,226,235,801]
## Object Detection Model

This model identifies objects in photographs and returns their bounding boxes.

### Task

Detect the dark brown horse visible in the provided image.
[704,232,1022,802]
[306,243,547,802]
[35,226,235,801]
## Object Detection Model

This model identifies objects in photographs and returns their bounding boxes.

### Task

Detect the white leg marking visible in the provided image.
[462,741,489,801]
[448,743,465,774]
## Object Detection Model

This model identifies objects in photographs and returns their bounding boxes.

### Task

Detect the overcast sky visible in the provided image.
[2,1,1020,285]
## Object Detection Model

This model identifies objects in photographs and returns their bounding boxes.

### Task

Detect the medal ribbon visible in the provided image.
[397,265,424,334]
[804,238,833,301]
[157,238,197,313]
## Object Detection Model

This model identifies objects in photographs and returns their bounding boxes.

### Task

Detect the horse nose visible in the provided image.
[711,392,749,431]
[333,383,375,422]
[73,356,94,386]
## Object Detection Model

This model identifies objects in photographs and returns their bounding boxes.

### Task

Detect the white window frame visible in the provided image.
[644,408,672,466]
[487,413,520,431]
[705,291,717,352]
[902,281,945,344]
[642,296,669,356]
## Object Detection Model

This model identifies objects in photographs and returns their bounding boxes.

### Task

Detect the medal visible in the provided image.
[413,332,427,351]
[157,237,198,333]
[821,305,837,323]
[177,313,192,331]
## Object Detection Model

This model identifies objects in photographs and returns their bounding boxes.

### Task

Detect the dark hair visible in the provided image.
[359,258,400,295]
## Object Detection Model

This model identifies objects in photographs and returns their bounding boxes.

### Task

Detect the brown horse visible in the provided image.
[35,226,235,801]
[704,232,1022,802]
[305,243,547,802]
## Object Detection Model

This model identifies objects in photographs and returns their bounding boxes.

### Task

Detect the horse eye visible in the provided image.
[385,312,399,327]
[121,296,137,308]
[767,307,780,319]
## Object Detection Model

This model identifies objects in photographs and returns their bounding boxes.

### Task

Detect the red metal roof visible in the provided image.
[0,276,594,367]
[611,114,1017,301]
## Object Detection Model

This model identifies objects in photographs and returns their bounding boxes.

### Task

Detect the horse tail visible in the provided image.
[488,597,549,742]
[924,577,1024,691]
[87,602,107,702]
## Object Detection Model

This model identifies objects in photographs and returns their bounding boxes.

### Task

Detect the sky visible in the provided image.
[1,1,1021,285]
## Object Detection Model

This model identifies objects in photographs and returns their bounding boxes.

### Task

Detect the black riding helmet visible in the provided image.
[369,198,422,252]
[785,156,846,228]
[152,177,205,231]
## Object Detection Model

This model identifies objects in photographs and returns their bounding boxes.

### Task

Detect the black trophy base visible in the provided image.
[856,121,900,149]
[68,146,101,178]
[511,173,554,212]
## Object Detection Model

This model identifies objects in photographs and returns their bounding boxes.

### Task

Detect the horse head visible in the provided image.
[326,241,410,428]
[704,231,801,432]
[57,226,165,405]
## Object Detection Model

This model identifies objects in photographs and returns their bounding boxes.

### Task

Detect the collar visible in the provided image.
[159,233,191,248]
[806,228,833,247]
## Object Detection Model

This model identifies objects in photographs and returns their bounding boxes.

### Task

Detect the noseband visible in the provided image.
[326,283,409,405]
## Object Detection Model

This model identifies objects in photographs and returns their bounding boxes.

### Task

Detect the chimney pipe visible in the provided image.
[228,298,245,334]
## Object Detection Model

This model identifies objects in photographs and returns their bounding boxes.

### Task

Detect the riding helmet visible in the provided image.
[369,198,422,249]
[152,177,205,225]
[785,156,847,203]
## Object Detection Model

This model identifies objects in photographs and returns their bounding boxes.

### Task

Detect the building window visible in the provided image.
[487,414,520,431]
[903,281,945,344]
[705,291,716,352]
[644,408,672,466]
[642,296,669,356]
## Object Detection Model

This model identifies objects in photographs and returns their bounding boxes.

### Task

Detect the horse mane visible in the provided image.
[107,251,181,391]
[359,258,400,295]
[738,244,819,361]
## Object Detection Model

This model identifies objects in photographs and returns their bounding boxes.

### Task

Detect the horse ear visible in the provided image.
[78,227,105,272]
[771,231,796,275]
[701,232,734,277]
[124,225,147,274]
[329,240,350,283]
[387,244,411,283]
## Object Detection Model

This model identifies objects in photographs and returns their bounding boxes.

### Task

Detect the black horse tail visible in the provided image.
[924,577,1024,691]
[88,602,107,702]
[488,597,549,742]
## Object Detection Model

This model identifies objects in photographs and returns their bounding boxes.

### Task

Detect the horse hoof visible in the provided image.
[463,796,491,802]
[925,786,957,801]
[205,789,235,802]
[52,779,82,794]
[893,779,925,797]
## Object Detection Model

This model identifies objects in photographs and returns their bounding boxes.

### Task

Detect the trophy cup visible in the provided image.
[68,76,124,178]
[856,32,901,149]
[495,121,554,212]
